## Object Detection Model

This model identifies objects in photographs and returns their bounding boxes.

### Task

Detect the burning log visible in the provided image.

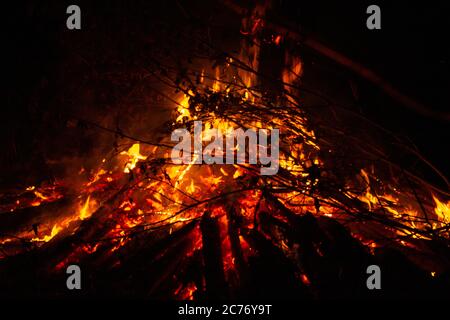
[225,206,249,292]
[0,197,74,237]
[200,213,229,299]
[107,220,200,297]
[241,228,310,299]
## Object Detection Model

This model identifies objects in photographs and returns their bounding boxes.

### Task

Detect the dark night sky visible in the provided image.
[291,1,450,178]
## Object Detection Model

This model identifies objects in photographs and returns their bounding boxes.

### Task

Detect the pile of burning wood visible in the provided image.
[0,1,449,299]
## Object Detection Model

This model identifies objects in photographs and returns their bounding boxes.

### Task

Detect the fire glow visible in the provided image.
[171,120,279,175]
[0,1,449,300]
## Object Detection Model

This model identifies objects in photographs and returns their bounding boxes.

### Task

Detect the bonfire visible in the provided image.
[1,1,449,300]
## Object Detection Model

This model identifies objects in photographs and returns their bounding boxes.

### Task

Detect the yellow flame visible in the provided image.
[31,224,62,242]
[121,143,146,173]
[176,94,192,123]
[433,195,450,223]
[79,195,91,220]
